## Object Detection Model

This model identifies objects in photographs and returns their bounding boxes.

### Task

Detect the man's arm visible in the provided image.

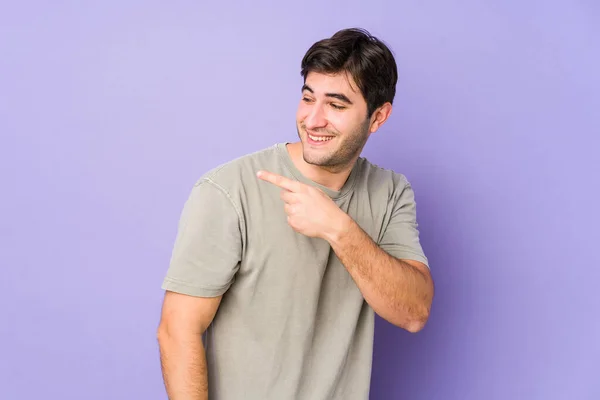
[157,291,222,400]
[256,170,434,333]
[325,215,434,332]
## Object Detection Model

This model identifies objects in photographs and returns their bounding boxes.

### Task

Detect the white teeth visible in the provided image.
[309,134,333,142]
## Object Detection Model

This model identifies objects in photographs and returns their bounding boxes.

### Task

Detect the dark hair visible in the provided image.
[300,28,398,117]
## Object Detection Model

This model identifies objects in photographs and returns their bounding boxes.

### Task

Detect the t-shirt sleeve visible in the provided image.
[378,181,429,268]
[161,178,243,297]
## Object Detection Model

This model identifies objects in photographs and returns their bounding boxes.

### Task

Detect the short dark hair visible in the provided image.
[300,28,398,117]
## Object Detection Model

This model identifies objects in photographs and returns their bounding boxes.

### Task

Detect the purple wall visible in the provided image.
[2,1,599,399]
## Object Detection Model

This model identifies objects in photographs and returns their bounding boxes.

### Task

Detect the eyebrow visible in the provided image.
[302,84,353,105]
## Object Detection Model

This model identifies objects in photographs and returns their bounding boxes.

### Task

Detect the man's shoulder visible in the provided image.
[194,143,282,192]
[357,156,410,191]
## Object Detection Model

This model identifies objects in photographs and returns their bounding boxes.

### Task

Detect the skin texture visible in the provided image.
[157,293,221,400]
[157,70,434,399]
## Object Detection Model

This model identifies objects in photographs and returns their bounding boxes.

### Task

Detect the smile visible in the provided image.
[308,134,334,142]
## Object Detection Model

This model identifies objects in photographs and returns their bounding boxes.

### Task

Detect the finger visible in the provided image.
[284,203,294,215]
[280,190,299,204]
[257,170,303,192]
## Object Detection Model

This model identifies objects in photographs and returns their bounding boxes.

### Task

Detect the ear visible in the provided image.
[369,103,393,133]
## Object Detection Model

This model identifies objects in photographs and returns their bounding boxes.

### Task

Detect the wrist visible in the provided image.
[323,210,354,245]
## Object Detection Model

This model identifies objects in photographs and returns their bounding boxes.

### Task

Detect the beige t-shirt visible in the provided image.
[161,143,428,400]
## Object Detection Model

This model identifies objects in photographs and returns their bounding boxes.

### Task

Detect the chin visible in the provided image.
[297,129,337,166]
[302,148,334,167]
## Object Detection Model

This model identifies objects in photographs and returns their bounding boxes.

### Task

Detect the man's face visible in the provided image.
[296,71,372,171]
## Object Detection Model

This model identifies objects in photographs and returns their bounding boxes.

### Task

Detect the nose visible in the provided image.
[304,103,327,130]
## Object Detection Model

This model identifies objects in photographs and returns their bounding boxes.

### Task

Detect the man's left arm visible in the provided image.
[257,170,434,333]
[324,213,433,332]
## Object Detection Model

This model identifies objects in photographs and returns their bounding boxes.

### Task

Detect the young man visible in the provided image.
[157,28,434,400]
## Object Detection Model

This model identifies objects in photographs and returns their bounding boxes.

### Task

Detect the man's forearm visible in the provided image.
[158,331,208,400]
[325,214,434,332]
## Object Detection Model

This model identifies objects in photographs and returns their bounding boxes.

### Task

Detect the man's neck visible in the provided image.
[286,142,356,192]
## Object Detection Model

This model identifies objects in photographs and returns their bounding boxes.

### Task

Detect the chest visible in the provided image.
[238,190,388,289]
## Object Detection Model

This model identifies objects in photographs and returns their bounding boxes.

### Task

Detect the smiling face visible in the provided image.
[295,71,375,172]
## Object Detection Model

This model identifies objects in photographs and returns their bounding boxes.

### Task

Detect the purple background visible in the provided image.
[2,1,599,399]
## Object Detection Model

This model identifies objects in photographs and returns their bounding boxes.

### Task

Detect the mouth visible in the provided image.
[307,133,335,145]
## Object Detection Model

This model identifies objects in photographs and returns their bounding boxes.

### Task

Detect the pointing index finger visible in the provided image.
[257,170,302,192]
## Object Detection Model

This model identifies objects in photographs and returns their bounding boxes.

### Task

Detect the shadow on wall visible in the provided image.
[367,118,476,399]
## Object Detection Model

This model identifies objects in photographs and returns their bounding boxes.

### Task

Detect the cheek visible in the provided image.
[296,103,309,122]
[338,112,367,134]
[326,113,351,133]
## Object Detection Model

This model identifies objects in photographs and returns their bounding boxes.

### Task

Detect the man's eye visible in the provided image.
[331,104,345,110]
